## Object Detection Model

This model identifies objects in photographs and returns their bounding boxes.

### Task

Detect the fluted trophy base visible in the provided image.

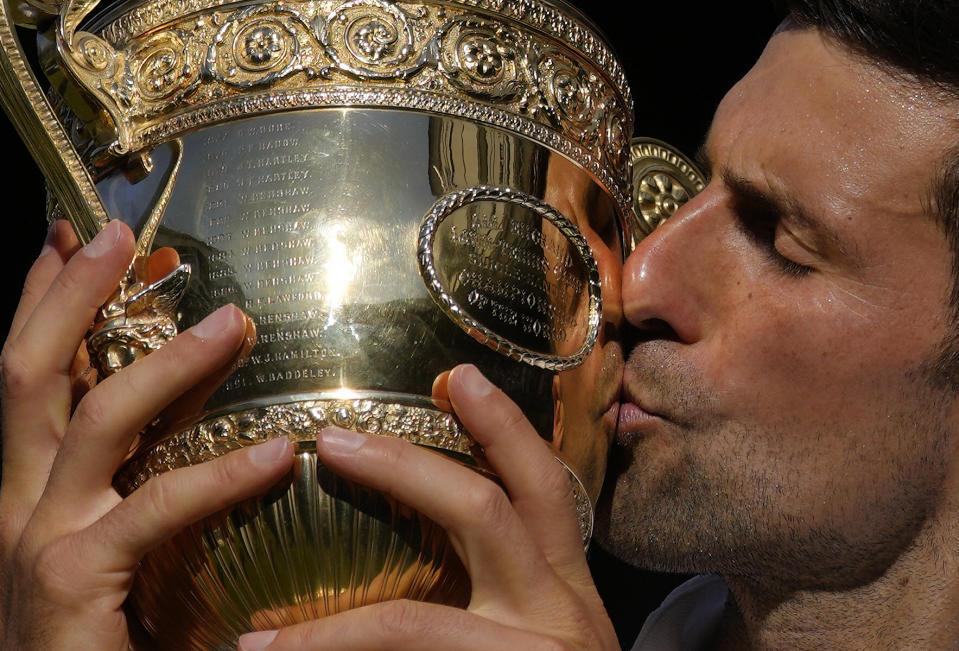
[116,393,477,649]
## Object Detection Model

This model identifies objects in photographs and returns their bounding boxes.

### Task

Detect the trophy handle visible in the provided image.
[88,262,192,375]
[0,0,106,243]
[87,138,189,377]
[134,138,183,258]
[1,0,191,375]
[629,136,708,241]
[54,0,137,157]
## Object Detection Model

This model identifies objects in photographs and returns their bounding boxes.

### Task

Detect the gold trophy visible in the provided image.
[1,0,703,646]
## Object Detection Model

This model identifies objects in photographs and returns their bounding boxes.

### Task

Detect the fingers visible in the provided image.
[237,600,562,651]
[8,220,133,379]
[14,438,294,648]
[144,246,180,283]
[445,365,587,577]
[153,309,256,426]
[80,437,294,574]
[0,221,131,509]
[314,426,556,612]
[36,304,251,526]
[430,369,451,403]
[6,220,80,342]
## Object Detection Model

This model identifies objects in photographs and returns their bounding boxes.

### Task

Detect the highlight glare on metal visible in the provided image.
[1,0,638,647]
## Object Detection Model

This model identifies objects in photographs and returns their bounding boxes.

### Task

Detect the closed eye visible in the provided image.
[725,172,813,277]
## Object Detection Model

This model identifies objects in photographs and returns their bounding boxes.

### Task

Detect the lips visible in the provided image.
[600,398,620,434]
[614,337,700,444]
[614,366,670,445]
[616,397,663,440]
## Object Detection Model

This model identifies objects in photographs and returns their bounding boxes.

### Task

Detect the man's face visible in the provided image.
[595,26,959,587]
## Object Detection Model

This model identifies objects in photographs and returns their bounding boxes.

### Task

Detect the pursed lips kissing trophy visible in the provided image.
[0,0,704,647]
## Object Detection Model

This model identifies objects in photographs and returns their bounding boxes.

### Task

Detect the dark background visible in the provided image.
[0,3,785,647]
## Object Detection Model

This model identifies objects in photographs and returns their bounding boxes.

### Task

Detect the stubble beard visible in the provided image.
[593,340,953,591]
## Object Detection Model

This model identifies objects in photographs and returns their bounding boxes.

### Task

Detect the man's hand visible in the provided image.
[238,364,618,651]
[0,220,295,650]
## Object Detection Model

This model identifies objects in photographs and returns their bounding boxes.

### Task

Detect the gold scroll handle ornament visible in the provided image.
[630,136,707,238]
[0,0,108,243]
[0,0,190,375]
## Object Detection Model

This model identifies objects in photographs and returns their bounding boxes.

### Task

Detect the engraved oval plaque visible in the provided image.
[418,186,601,371]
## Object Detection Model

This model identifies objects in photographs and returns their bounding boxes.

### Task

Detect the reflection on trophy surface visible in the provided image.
[0,0,641,647]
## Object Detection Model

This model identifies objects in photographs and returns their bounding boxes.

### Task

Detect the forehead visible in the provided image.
[707,27,956,224]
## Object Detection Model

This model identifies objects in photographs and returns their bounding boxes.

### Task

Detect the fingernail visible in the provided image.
[39,221,57,257]
[317,426,365,455]
[237,629,278,650]
[455,364,493,398]
[191,304,242,341]
[247,437,290,467]
[81,220,122,259]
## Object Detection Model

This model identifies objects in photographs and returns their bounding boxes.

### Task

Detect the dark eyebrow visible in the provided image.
[720,167,859,264]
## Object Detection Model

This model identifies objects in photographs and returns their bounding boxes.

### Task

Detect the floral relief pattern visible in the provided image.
[132,31,198,101]
[64,0,632,213]
[115,398,478,494]
[241,24,286,66]
[208,8,305,84]
[113,395,593,542]
[330,0,422,73]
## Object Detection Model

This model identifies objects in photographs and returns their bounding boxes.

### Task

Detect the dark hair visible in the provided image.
[780,0,959,386]
[778,0,959,94]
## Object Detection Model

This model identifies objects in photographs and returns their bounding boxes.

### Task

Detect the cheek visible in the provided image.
[699,282,944,427]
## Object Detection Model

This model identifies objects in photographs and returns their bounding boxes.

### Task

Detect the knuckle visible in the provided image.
[281,624,317,648]
[141,473,180,521]
[499,404,528,431]
[0,343,37,400]
[129,333,211,386]
[540,459,574,501]
[205,450,248,489]
[462,480,513,531]
[115,362,154,401]
[31,538,81,604]
[70,391,110,434]
[376,437,408,469]
[496,404,531,439]
[48,263,90,307]
[19,257,58,306]
[372,600,424,640]
[0,346,35,399]
[151,338,191,370]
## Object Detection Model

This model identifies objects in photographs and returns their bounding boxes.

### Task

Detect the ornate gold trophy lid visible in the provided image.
[23,0,634,232]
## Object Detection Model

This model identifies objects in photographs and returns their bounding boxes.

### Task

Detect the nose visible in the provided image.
[624,190,725,344]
